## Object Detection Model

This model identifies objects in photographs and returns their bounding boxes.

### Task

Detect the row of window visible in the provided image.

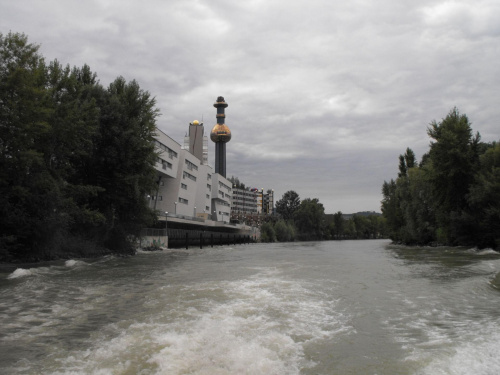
[185,159,198,171]
[155,140,178,159]
[233,202,258,208]
[158,157,172,170]
[219,190,231,199]
[233,196,257,202]
[183,171,196,181]
[233,190,257,197]
[218,181,232,192]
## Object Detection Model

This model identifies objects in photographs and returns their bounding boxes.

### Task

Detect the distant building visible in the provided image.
[256,189,274,215]
[231,187,258,215]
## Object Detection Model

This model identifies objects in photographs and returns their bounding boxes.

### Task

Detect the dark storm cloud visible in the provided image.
[2,0,499,213]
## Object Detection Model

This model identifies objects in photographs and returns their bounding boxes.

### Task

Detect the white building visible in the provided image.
[151,128,231,222]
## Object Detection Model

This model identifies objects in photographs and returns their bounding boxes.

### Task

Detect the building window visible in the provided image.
[185,159,198,171]
[158,157,172,170]
[181,183,187,190]
[179,198,188,204]
[155,140,178,159]
[183,171,197,181]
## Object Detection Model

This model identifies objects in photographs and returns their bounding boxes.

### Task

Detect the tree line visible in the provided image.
[381,108,499,250]
[0,32,159,261]
[260,190,388,242]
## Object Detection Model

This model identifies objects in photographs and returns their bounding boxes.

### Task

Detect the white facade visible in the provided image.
[211,173,232,222]
[152,128,231,220]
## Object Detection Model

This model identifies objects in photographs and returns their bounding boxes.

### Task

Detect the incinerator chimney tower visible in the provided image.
[210,96,231,177]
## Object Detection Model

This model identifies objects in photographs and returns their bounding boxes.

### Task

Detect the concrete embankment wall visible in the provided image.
[140,217,258,249]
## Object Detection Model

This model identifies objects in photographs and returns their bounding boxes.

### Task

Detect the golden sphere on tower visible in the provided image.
[192,120,200,125]
[210,124,231,143]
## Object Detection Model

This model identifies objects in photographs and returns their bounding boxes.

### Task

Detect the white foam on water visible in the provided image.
[466,247,498,256]
[7,260,88,280]
[64,259,81,267]
[7,268,33,279]
[38,267,351,374]
[477,249,498,256]
[146,269,350,374]
[416,323,500,375]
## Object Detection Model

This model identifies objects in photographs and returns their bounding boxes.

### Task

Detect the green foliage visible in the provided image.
[467,142,500,248]
[274,220,295,242]
[260,222,276,242]
[381,108,498,249]
[427,108,481,244]
[0,32,159,261]
[293,198,326,241]
[330,211,344,239]
[229,176,246,190]
[275,190,300,220]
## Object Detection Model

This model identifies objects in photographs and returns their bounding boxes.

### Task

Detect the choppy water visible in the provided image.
[1,240,500,374]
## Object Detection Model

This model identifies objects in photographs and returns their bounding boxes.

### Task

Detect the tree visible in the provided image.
[260,222,276,242]
[381,108,498,249]
[398,148,416,178]
[293,198,326,240]
[467,142,500,248]
[331,211,344,239]
[275,190,300,220]
[381,179,404,241]
[88,77,159,251]
[0,32,56,259]
[427,107,481,244]
[0,32,160,260]
[274,220,295,242]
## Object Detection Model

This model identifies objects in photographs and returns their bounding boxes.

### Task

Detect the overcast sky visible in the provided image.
[2,0,499,213]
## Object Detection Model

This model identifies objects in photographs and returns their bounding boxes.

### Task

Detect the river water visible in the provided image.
[1,240,500,374]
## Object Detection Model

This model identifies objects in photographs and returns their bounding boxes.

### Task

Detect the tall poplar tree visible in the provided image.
[427,108,481,244]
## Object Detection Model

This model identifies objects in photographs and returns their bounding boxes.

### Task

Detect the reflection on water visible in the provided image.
[1,240,499,374]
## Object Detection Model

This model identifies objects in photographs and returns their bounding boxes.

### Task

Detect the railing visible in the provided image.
[166,228,255,248]
[141,228,166,237]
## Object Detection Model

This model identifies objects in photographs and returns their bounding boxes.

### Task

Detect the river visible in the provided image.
[1,240,500,374]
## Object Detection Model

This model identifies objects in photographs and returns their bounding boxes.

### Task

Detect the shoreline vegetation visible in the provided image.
[1,32,158,263]
[261,190,388,242]
[381,108,499,251]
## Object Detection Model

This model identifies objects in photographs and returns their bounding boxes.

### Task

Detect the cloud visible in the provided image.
[2,0,499,213]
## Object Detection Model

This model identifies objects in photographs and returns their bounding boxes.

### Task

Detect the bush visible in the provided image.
[260,222,276,242]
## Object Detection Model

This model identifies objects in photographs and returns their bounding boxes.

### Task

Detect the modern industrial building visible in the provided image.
[150,96,233,223]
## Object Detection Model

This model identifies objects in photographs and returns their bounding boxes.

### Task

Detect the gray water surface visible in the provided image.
[1,240,500,374]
